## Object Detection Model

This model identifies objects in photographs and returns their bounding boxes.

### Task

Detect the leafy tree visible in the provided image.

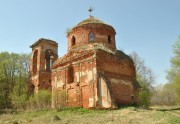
[0,52,30,110]
[167,35,180,104]
[27,90,51,110]
[151,84,176,105]
[130,52,155,108]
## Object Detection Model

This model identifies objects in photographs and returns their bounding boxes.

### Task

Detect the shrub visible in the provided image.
[52,115,61,121]
[27,90,51,110]
[12,121,18,124]
[138,89,151,108]
[10,94,28,110]
[0,95,6,110]
[55,90,67,110]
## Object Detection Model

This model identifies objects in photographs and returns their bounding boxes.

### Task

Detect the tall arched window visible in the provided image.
[71,36,76,46]
[33,50,38,74]
[89,32,95,42]
[45,49,54,71]
[108,35,111,44]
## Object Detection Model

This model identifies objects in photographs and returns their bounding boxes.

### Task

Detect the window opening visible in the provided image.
[108,35,111,44]
[33,50,38,74]
[131,95,134,100]
[89,32,95,42]
[45,49,54,71]
[71,36,76,46]
[50,55,53,69]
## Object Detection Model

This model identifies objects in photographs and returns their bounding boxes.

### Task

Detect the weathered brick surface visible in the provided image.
[30,16,140,109]
[68,25,116,51]
[29,38,58,92]
[95,50,138,105]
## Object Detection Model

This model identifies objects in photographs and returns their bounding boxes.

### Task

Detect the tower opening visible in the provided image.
[45,49,54,71]
[33,50,38,74]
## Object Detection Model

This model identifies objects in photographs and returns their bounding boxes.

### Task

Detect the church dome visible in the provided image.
[67,16,117,51]
[76,16,105,26]
[70,16,116,34]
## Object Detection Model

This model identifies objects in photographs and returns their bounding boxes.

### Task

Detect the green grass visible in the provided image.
[0,106,179,124]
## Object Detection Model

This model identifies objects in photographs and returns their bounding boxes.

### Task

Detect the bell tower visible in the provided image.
[29,38,58,93]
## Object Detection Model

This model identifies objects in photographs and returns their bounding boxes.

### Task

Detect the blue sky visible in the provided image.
[0,0,180,85]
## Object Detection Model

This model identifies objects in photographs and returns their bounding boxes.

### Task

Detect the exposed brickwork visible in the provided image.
[30,38,58,92]
[30,16,141,109]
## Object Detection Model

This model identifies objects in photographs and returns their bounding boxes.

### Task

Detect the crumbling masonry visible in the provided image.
[29,16,141,109]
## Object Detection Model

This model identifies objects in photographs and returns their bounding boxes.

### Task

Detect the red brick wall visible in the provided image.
[52,53,97,108]
[30,39,58,92]
[111,83,133,104]
[52,49,139,108]
[81,86,90,108]
[96,50,137,105]
[68,24,116,51]
[96,50,135,77]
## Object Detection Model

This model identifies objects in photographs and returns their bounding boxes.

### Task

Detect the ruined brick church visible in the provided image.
[29,16,140,109]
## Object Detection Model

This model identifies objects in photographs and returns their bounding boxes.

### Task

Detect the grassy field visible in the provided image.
[0,106,179,124]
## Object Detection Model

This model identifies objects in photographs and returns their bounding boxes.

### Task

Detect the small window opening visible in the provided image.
[71,36,76,46]
[131,95,134,100]
[89,32,95,42]
[108,35,111,44]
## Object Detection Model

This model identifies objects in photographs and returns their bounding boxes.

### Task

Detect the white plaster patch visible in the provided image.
[32,75,38,80]
[110,78,119,84]
[81,70,87,77]
[110,78,133,89]
[93,67,97,80]
[75,71,80,82]
[88,98,94,107]
[99,78,112,108]
[54,76,64,88]
[87,70,93,82]
[80,67,96,83]
[56,80,64,88]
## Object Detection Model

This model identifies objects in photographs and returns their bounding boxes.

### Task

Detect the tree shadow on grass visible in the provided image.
[0,109,20,115]
[152,107,180,112]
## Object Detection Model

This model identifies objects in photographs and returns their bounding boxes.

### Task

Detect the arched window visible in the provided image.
[108,35,111,44]
[89,32,95,42]
[71,36,76,46]
[33,50,38,74]
[45,49,54,71]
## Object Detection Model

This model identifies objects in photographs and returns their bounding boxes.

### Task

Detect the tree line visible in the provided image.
[150,36,180,106]
[131,35,180,107]
[0,52,30,109]
[0,52,52,111]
